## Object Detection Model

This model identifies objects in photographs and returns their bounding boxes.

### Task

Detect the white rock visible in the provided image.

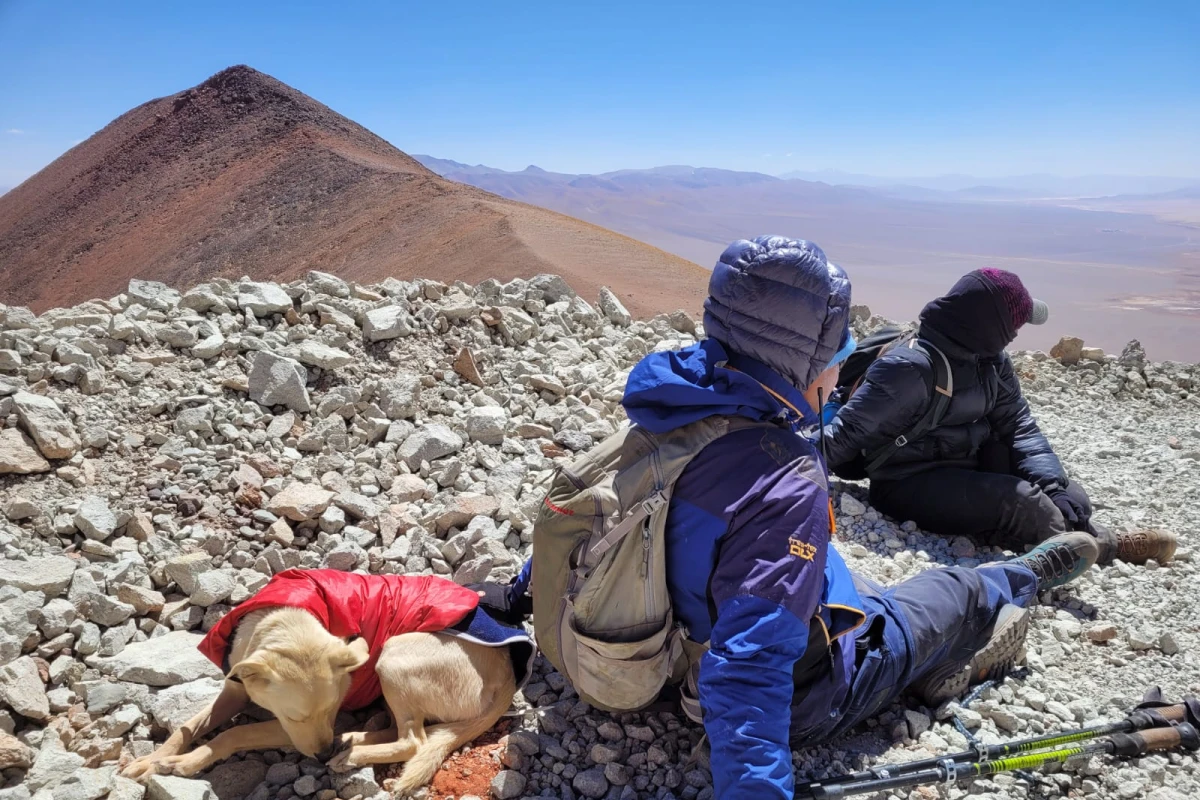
[0,428,51,474]
[307,270,351,298]
[12,392,81,459]
[597,287,632,327]
[0,657,50,720]
[90,631,222,686]
[363,305,413,342]
[377,372,422,420]
[839,494,867,517]
[24,735,86,792]
[146,776,216,800]
[285,341,353,369]
[237,282,292,316]
[398,423,463,469]
[190,571,235,606]
[150,678,223,732]
[0,556,76,597]
[465,406,507,445]
[127,279,181,311]
[191,333,226,359]
[247,351,310,413]
[268,483,336,521]
[74,495,120,541]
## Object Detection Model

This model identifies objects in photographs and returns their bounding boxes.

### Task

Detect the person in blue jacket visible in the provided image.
[474,236,1099,800]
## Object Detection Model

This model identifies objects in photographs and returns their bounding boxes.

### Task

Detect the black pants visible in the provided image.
[869,440,1103,550]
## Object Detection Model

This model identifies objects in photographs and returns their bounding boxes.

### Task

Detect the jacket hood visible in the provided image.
[702,236,854,390]
[622,339,816,434]
[918,271,1016,358]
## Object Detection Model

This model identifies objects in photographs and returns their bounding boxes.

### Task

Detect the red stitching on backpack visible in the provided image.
[544,497,574,516]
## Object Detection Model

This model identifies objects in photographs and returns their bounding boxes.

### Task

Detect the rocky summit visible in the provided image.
[0,273,1197,800]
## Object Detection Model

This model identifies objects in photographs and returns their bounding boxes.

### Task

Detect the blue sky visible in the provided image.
[1,0,1197,187]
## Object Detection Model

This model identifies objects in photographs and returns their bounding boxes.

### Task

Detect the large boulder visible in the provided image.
[74,495,120,542]
[150,678,224,732]
[597,287,632,327]
[0,656,50,720]
[0,428,50,474]
[89,631,222,686]
[1049,336,1084,365]
[12,391,81,459]
[127,279,181,311]
[285,341,353,370]
[0,555,76,596]
[237,282,292,316]
[377,372,422,420]
[397,424,463,469]
[363,306,413,342]
[465,406,507,445]
[247,352,311,413]
[268,483,336,521]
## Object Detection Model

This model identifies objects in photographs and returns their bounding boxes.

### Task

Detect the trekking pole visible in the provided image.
[797,704,1193,799]
[800,722,1199,799]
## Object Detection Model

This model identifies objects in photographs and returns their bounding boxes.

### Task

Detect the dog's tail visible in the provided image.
[392,678,514,794]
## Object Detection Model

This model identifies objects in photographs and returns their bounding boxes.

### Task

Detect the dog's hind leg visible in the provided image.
[352,632,516,794]
[153,720,294,777]
[121,679,249,781]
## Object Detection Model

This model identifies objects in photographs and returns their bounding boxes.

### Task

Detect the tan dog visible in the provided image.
[121,606,516,794]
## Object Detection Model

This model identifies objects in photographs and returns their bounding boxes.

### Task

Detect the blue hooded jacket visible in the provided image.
[622,237,866,800]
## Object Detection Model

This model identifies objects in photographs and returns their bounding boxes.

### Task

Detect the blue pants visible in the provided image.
[796,562,1038,743]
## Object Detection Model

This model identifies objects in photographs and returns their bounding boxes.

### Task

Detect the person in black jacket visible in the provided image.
[823,268,1177,565]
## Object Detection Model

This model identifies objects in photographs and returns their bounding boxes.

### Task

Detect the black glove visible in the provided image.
[1047,486,1088,530]
[466,579,533,627]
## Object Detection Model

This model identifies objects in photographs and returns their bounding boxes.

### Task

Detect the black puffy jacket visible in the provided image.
[824,272,1066,487]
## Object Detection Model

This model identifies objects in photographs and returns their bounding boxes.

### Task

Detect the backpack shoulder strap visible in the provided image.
[587,416,778,563]
[863,338,953,473]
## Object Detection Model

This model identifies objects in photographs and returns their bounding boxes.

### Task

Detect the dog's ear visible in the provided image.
[228,657,276,686]
[331,638,370,673]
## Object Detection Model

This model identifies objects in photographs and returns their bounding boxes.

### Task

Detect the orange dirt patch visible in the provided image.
[378,719,513,800]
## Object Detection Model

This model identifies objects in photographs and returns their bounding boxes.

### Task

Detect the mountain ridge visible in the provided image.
[0,66,707,318]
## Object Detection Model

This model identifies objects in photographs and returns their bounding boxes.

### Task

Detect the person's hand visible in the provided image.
[466,581,532,626]
[1047,487,1088,529]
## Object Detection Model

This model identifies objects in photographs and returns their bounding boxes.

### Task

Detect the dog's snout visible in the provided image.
[317,744,336,761]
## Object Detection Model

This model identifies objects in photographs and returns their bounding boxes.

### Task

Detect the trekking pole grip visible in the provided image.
[1158,705,1190,724]
[1111,723,1200,757]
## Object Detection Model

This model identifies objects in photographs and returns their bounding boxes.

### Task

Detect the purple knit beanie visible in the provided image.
[977,268,1048,329]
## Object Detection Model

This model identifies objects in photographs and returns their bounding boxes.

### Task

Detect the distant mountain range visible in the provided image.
[776,170,1200,198]
[415,155,1200,361]
[415,157,1200,204]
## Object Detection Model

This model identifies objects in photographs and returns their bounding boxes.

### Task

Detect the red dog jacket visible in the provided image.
[199,569,480,710]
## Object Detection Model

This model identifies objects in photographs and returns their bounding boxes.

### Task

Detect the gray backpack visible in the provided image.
[531,415,771,712]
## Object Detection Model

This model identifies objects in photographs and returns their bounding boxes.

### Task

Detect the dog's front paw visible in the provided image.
[327,748,362,773]
[155,752,210,778]
[121,756,162,782]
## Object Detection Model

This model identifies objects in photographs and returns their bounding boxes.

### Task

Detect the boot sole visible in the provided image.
[915,606,1031,707]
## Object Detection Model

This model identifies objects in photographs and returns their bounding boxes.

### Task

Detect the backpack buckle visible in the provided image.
[894,435,908,447]
[641,491,667,516]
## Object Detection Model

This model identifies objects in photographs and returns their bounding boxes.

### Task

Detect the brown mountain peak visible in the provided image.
[0,67,705,316]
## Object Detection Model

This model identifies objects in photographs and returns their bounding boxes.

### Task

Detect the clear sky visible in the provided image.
[1,0,1197,187]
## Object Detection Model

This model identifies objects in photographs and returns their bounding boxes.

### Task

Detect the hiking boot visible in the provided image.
[1113,529,1178,565]
[911,604,1031,707]
[1013,531,1099,591]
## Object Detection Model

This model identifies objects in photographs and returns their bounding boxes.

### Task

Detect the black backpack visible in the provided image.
[829,326,954,479]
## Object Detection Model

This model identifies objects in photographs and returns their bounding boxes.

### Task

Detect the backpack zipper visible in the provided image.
[641,519,655,618]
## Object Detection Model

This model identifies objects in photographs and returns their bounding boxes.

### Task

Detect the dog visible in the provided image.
[121,569,532,795]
